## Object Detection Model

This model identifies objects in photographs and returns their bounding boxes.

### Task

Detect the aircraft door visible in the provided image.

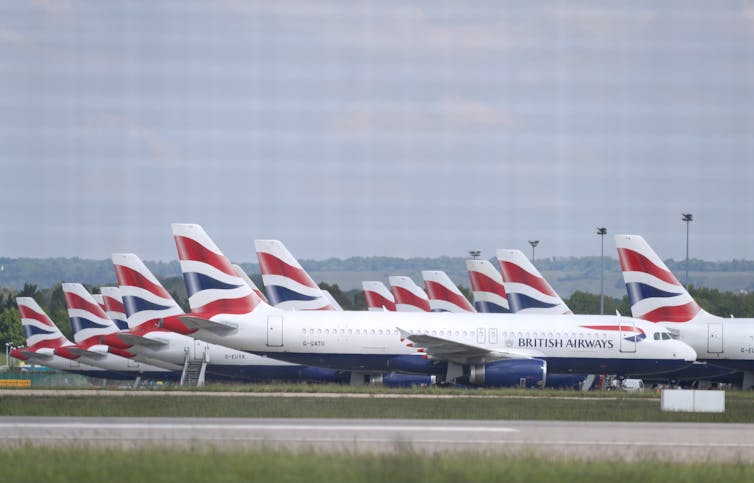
[707,323,723,353]
[619,320,636,353]
[267,315,284,347]
[192,338,206,361]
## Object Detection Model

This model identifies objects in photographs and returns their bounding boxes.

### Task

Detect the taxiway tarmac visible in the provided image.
[0,417,752,461]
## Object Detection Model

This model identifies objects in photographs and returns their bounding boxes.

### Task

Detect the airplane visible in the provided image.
[54,283,179,379]
[102,253,350,384]
[465,259,510,313]
[496,249,572,314]
[231,264,269,304]
[389,276,430,312]
[615,234,754,388]
[321,290,344,311]
[421,270,476,313]
[98,287,129,330]
[11,297,141,380]
[362,281,396,312]
[255,239,337,310]
[160,224,696,387]
[107,253,426,387]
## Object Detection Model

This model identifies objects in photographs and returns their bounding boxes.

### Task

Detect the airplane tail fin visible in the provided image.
[389,276,430,312]
[98,287,129,330]
[421,270,475,313]
[62,283,119,345]
[321,290,344,311]
[614,234,704,323]
[496,249,572,314]
[465,259,510,313]
[112,253,185,329]
[172,224,270,319]
[362,281,396,311]
[255,239,337,311]
[16,297,69,350]
[231,264,270,304]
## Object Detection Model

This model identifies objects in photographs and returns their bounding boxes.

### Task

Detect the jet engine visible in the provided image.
[467,358,547,388]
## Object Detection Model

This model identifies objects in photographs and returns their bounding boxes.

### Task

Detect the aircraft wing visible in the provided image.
[397,328,539,365]
[177,316,237,334]
[115,333,169,349]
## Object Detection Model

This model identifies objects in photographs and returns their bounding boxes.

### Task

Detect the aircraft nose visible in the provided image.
[676,342,697,362]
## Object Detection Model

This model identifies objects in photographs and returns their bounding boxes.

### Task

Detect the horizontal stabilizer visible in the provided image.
[178,316,238,334]
[19,350,53,362]
[115,333,169,349]
[67,347,107,360]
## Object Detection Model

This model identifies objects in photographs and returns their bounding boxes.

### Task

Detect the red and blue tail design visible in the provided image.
[173,223,266,319]
[62,283,119,346]
[615,235,703,323]
[232,264,270,304]
[422,270,476,313]
[465,259,510,313]
[389,276,430,312]
[496,249,572,315]
[16,297,69,350]
[98,287,129,330]
[255,239,336,311]
[112,253,185,328]
[362,281,396,312]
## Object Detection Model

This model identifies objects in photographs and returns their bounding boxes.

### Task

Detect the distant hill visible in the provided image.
[1,256,753,298]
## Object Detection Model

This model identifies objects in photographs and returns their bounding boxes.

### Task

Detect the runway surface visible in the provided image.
[0,417,752,461]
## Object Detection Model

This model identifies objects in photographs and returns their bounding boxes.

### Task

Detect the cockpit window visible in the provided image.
[654,332,673,340]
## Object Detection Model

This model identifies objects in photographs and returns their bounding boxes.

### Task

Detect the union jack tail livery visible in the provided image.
[496,249,572,315]
[615,234,705,323]
[16,297,69,350]
[93,294,107,313]
[465,259,510,313]
[99,287,129,330]
[421,270,476,313]
[62,283,120,345]
[112,253,185,328]
[321,290,344,311]
[389,276,430,312]
[255,239,336,311]
[362,281,396,311]
[173,224,268,320]
[231,264,269,304]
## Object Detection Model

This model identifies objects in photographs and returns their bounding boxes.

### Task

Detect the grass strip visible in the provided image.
[1,395,752,422]
[0,447,753,483]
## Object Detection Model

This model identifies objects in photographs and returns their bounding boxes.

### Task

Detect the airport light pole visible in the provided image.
[469,250,481,260]
[528,240,539,261]
[597,227,607,315]
[682,213,693,286]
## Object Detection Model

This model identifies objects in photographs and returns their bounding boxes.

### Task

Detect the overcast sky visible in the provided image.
[2,1,754,263]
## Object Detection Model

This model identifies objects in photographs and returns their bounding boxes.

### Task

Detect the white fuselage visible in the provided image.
[183,309,696,376]
[660,314,754,372]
